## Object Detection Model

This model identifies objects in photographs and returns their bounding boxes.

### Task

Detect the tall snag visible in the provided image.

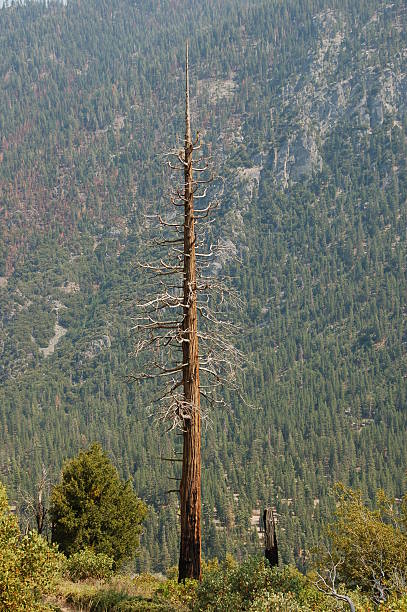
[179,42,201,581]
[263,507,278,568]
[133,42,243,583]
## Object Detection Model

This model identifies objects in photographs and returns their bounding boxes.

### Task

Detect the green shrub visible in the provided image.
[379,594,407,611]
[193,556,351,611]
[157,576,197,609]
[249,590,311,611]
[65,548,114,581]
[0,482,62,611]
[193,556,266,611]
[316,485,407,601]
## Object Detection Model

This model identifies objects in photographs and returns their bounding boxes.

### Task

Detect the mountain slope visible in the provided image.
[1,0,407,570]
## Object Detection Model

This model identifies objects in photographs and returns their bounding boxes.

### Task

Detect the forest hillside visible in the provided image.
[0,0,407,571]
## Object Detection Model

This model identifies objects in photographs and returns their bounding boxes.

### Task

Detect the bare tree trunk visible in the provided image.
[36,485,46,535]
[178,42,202,582]
[134,41,237,582]
[19,464,48,536]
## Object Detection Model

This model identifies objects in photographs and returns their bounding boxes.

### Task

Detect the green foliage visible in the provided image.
[50,443,147,567]
[248,591,311,612]
[0,482,62,611]
[192,556,340,611]
[379,595,407,611]
[316,484,407,601]
[157,577,198,610]
[64,548,114,582]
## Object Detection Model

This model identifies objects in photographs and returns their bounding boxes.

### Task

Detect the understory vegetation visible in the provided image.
[3,468,407,610]
[0,483,62,611]
[48,558,407,611]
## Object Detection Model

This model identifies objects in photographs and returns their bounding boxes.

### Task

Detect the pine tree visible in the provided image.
[50,443,147,566]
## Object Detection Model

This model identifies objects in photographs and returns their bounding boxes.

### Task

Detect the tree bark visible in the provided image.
[264,508,278,568]
[178,42,202,582]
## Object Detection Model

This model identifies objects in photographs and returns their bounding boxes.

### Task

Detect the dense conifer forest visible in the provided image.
[1,0,407,574]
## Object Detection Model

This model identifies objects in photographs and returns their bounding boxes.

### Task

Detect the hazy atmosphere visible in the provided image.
[1,0,407,610]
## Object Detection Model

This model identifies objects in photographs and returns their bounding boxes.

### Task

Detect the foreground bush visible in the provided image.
[317,484,407,603]
[192,556,363,611]
[56,557,407,611]
[65,548,114,581]
[0,482,62,611]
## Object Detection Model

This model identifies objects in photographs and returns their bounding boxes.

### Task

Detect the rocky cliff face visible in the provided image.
[264,7,407,187]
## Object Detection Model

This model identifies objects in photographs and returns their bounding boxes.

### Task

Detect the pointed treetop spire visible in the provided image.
[185,40,191,147]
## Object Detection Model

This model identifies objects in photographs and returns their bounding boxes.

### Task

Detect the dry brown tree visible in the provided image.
[132,43,243,581]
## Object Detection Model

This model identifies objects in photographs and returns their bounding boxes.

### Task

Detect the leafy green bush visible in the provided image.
[379,595,407,611]
[193,556,350,611]
[315,484,407,602]
[249,590,311,611]
[193,556,266,611]
[157,576,197,609]
[0,482,62,611]
[65,548,114,581]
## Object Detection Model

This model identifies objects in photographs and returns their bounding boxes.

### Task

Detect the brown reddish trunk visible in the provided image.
[178,42,202,583]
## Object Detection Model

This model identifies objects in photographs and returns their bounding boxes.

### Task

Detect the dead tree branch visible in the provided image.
[313,553,356,612]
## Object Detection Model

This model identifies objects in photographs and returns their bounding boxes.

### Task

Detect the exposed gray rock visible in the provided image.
[265,6,407,188]
[39,323,67,358]
[83,335,111,360]
[211,238,238,275]
[273,127,322,187]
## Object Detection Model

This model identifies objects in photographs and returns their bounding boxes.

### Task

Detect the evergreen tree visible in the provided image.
[50,443,147,566]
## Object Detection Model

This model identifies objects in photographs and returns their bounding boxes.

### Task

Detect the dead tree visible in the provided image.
[177,42,202,582]
[132,43,243,582]
[313,555,356,612]
[19,464,49,536]
[263,507,278,567]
